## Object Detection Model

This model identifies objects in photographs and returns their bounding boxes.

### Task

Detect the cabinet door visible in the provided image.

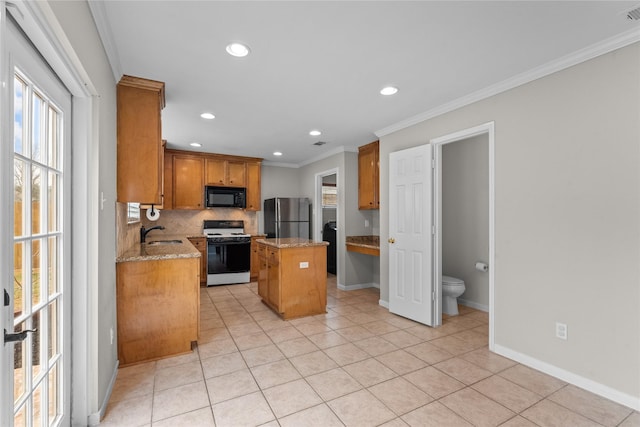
[250,236,260,281]
[205,158,226,186]
[267,249,281,312]
[227,161,246,187]
[188,237,207,285]
[257,246,268,299]
[245,162,261,211]
[174,156,204,209]
[358,141,379,210]
[117,77,165,204]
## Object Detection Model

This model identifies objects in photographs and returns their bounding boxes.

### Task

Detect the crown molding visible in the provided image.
[263,145,358,169]
[87,0,121,81]
[375,27,640,138]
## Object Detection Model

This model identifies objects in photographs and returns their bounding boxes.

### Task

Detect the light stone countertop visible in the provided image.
[256,237,329,249]
[345,235,380,250]
[116,234,201,263]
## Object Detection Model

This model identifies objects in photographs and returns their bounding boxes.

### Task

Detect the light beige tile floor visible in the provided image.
[101,275,639,427]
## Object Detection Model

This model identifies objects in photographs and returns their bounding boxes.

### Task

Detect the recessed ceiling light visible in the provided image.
[190,142,202,147]
[273,151,283,156]
[380,86,399,96]
[309,130,322,136]
[226,42,250,57]
[200,112,215,120]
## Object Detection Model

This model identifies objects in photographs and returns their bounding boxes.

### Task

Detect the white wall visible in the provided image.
[48,0,118,421]
[442,134,489,309]
[380,43,640,404]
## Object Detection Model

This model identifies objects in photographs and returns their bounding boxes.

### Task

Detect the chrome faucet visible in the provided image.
[140,225,165,243]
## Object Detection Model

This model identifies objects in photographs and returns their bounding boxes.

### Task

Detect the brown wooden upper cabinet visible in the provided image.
[206,159,246,187]
[173,154,204,209]
[117,75,165,204]
[358,140,379,210]
[164,149,262,211]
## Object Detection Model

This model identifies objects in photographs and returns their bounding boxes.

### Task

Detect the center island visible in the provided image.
[255,238,329,319]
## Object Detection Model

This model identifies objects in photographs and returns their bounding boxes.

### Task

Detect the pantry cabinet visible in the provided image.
[117,75,165,204]
[358,140,379,210]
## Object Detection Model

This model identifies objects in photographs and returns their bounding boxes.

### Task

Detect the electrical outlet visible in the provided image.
[555,322,568,340]
[299,261,309,269]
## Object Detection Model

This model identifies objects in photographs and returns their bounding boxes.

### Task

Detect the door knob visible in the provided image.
[388,238,395,244]
[4,328,37,344]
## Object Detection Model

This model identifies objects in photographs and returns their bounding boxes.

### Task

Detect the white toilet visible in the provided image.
[442,275,465,316]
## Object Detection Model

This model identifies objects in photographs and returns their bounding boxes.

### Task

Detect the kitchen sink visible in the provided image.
[146,240,182,245]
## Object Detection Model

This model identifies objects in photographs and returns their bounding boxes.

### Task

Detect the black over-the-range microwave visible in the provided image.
[205,186,246,208]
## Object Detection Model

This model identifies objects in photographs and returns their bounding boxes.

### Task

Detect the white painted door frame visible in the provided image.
[431,122,495,349]
[314,168,339,277]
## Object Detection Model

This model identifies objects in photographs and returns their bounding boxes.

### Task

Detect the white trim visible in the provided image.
[5,2,103,424]
[88,360,119,426]
[375,28,640,138]
[87,0,122,81]
[458,299,488,313]
[337,282,376,291]
[263,145,359,169]
[314,168,339,282]
[378,299,389,309]
[431,122,495,351]
[494,344,640,412]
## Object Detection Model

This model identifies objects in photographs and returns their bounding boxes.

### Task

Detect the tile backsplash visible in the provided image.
[140,207,259,236]
[117,204,259,253]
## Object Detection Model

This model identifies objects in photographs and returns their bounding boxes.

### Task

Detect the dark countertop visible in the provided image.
[116,235,201,263]
[256,237,329,249]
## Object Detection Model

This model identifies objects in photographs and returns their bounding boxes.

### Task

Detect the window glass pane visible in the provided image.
[14,75,26,156]
[48,363,58,424]
[13,322,27,406]
[322,185,337,206]
[14,241,26,317]
[32,238,42,307]
[48,300,58,360]
[47,172,58,232]
[47,106,58,168]
[31,309,43,380]
[32,92,45,163]
[32,165,42,235]
[14,402,26,427]
[14,158,26,237]
[33,379,43,427]
[48,237,58,296]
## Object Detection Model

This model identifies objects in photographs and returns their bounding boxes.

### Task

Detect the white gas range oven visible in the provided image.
[203,220,251,286]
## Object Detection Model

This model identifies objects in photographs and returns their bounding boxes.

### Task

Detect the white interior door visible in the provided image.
[389,144,434,326]
[1,13,71,427]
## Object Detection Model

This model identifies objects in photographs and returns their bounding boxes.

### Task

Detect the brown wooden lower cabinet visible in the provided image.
[257,241,327,319]
[116,257,199,366]
[188,236,207,285]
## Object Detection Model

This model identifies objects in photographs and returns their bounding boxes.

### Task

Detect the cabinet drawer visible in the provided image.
[268,249,279,264]
[188,237,206,250]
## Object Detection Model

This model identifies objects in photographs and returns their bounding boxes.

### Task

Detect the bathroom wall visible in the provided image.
[442,134,489,310]
[379,42,640,405]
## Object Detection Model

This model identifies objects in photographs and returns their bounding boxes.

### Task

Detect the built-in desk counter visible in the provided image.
[346,235,380,256]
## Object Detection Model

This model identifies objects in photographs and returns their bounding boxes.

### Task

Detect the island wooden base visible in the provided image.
[116,257,199,366]
[258,242,327,320]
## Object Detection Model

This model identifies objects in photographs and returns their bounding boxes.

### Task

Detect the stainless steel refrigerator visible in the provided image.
[264,197,311,238]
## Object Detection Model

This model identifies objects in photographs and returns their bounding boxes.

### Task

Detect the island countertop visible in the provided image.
[116,235,201,263]
[256,237,329,249]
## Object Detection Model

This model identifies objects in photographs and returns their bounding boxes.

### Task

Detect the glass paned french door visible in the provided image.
[11,68,65,427]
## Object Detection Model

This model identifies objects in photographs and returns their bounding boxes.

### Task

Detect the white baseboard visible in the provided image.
[379,299,389,309]
[337,282,376,291]
[88,360,119,425]
[458,298,489,312]
[493,344,640,411]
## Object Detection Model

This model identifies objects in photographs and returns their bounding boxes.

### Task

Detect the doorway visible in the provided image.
[314,169,339,278]
[432,122,495,349]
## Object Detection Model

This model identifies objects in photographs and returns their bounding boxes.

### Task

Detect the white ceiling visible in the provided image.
[91,1,639,167]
